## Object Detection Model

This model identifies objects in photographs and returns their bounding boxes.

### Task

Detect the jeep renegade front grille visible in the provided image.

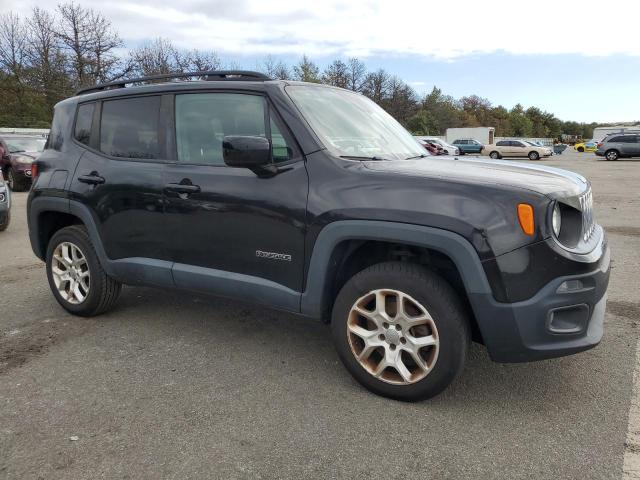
[579,189,595,242]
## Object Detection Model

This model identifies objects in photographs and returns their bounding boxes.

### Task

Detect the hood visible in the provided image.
[363,156,588,198]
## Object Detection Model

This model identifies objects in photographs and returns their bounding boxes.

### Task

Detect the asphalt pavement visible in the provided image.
[1,149,639,479]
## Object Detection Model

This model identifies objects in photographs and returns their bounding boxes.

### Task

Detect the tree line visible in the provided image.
[0,4,606,138]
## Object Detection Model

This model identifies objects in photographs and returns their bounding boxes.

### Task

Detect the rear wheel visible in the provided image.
[489,151,501,159]
[528,151,540,161]
[331,261,470,401]
[605,149,619,161]
[577,146,584,152]
[46,225,122,316]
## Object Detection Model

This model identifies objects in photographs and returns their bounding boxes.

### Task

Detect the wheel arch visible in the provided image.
[29,197,107,267]
[301,221,495,341]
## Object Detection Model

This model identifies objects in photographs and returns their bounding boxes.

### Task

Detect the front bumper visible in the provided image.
[13,163,32,177]
[473,239,610,363]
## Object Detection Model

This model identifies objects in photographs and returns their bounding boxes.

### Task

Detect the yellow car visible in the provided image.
[574,141,597,152]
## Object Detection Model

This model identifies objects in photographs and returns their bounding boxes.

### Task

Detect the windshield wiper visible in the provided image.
[405,154,428,160]
[10,149,26,153]
[339,155,390,161]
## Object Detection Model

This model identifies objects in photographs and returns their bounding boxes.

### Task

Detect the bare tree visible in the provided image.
[322,59,349,88]
[129,38,179,76]
[86,9,122,83]
[0,13,27,80]
[186,49,222,72]
[26,7,70,113]
[56,2,93,86]
[261,55,290,80]
[346,57,366,92]
[361,68,390,103]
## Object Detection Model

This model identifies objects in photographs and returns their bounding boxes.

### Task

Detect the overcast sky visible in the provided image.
[3,0,639,122]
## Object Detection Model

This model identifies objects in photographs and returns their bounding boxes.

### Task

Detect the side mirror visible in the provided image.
[223,135,271,169]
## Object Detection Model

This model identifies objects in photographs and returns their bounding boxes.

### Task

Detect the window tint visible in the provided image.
[100,96,161,159]
[496,141,509,146]
[511,141,524,147]
[74,103,95,146]
[175,93,295,165]
[610,135,635,143]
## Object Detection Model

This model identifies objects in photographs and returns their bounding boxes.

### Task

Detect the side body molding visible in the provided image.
[301,220,494,318]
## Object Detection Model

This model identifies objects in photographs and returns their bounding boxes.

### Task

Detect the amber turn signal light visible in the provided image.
[517,203,535,236]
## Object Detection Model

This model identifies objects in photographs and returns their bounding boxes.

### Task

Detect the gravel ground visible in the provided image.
[1,149,639,479]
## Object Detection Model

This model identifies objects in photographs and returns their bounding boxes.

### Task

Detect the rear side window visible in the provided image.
[496,141,508,146]
[100,96,161,159]
[74,103,95,146]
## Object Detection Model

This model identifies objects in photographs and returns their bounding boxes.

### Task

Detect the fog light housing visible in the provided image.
[546,304,589,334]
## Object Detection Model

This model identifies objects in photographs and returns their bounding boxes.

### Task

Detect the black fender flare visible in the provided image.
[300,220,494,318]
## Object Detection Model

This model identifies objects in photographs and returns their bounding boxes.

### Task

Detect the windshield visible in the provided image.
[6,136,46,153]
[286,85,426,160]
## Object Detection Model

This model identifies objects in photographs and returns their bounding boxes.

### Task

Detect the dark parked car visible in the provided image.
[0,134,46,191]
[452,138,484,154]
[596,133,640,160]
[0,170,11,231]
[417,139,442,155]
[28,71,610,401]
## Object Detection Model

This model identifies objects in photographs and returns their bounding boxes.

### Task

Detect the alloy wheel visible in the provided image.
[51,241,90,304]
[346,289,439,385]
[606,150,618,161]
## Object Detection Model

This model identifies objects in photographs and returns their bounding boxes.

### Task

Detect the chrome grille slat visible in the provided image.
[579,189,595,242]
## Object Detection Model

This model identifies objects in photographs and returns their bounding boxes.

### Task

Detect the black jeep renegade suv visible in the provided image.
[27,71,610,401]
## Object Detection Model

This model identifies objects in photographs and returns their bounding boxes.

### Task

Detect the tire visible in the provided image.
[46,225,122,316]
[489,151,500,159]
[0,210,9,232]
[7,168,29,192]
[331,261,470,401]
[528,151,540,161]
[577,147,584,152]
[605,149,619,161]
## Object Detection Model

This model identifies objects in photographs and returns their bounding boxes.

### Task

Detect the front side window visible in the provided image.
[175,93,296,165]
[74,103,95,146]
[99,96,161,159]
[286,85,425,161]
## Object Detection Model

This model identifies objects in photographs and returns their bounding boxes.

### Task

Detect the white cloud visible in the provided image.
[6,0,640,59]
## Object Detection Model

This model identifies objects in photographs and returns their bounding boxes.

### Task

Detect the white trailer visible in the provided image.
[445,127,495,145]
[592,125,640,143]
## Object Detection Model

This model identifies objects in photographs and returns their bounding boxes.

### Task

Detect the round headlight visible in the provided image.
[552,203,562,237]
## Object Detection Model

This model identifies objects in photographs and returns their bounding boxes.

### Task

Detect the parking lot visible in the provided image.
[1,149,639,479]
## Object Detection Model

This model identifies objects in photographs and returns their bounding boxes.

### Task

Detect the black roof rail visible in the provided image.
[75,70,272,96]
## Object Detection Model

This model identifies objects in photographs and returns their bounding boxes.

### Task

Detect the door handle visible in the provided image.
[78,173,105,185]
[165,183,201,194]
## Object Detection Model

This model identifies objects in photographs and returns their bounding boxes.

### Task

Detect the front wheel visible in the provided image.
[528,151,540,160]
[331,262,470,401]
[46,225,122,316]
[577,147,584,152]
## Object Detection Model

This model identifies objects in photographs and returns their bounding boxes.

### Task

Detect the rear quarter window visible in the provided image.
[74,103,95,146]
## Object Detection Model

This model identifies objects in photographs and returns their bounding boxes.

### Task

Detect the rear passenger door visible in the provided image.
[70,95,171,270]
[163,91,309,300]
